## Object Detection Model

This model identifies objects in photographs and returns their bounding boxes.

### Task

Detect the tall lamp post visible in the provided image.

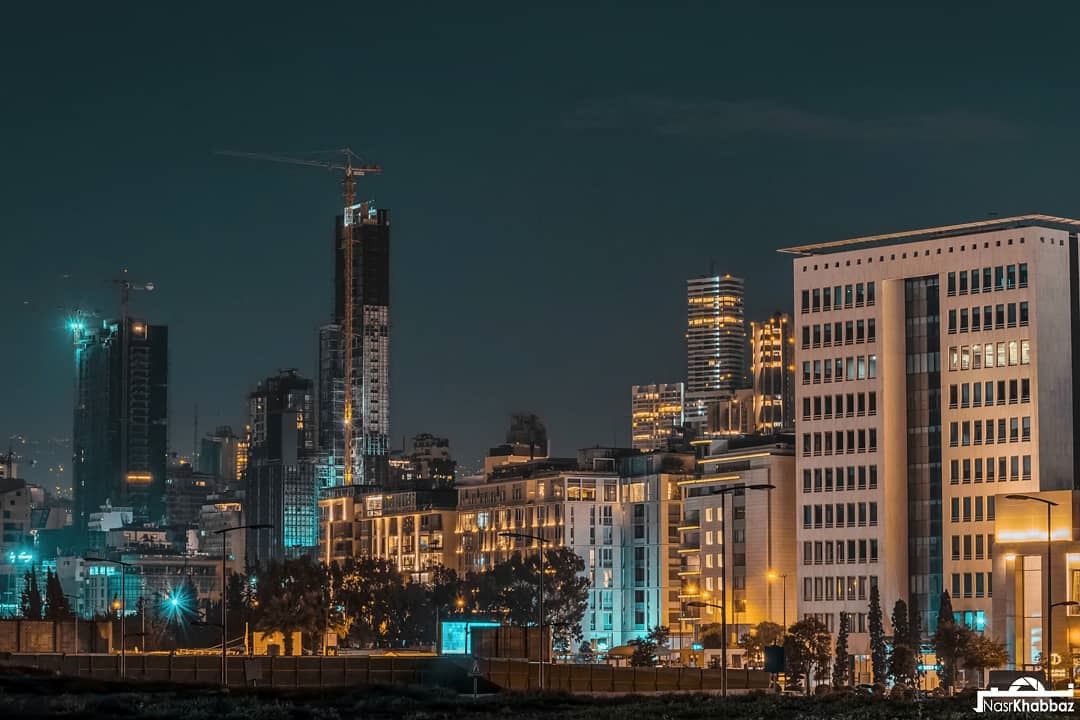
[498,530,549,690]
[704,483,775,697]
[767,570,788,629]
[214,523,271,687]
[1005,495,1058,677]
[85,557,134,678]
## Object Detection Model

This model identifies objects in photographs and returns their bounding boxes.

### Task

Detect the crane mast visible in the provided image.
[218,149,382,486]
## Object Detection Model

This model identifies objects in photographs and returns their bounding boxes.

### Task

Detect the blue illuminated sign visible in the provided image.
[439,620,500,655]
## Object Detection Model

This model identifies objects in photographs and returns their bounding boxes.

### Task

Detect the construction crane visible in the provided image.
[218,149,383,486]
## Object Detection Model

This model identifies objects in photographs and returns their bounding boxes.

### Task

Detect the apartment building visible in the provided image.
[680,438,796,663]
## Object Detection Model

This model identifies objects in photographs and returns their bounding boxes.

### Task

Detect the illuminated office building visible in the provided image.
[686,274,746,437]
[751,312,795,433]
[630,383,685,451]
[786,214,1080,670]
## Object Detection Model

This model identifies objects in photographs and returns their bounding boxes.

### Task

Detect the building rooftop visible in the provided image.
[778,213,1080,256]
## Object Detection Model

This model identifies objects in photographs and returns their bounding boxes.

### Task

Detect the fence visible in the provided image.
[5,651,771,693]
[479,658,772,693]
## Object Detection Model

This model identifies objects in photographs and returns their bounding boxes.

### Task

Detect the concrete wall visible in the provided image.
[0,620,110,654]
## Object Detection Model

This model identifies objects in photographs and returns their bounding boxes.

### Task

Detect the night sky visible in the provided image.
[4,3,1080,479]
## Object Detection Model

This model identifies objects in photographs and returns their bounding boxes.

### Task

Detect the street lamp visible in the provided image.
[1005,495,1058,676]
[213,523,271,687]
[86,556,134,678]
[707,483,775,697]
[498,530,549,690]
[767,570,788,629]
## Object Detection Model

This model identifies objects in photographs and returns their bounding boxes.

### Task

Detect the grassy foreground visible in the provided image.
[0,667,1054,719]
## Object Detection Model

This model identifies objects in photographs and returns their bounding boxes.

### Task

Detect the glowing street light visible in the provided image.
[86,556,134,678]
[1005,494,1058,674]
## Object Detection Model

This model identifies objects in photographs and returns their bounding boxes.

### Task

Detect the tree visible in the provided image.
[738,621,784,669]
[832,612,850,688]
[578,641,595,664]
[253,558,327,654]
[888,599,918,687]
[540,547,590,653]
[19,569,43,620]
[867,584,886,685]
[933,591,965,692]
[630,625,669,667]
[961,633,1008,685]
[43,569,73,620]
[785,617,832,695]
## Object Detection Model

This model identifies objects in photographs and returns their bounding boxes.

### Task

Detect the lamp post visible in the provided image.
[213,523,270,687]
[86,557,134,678]
[1005,495,1058,678]
[706,482,775,697]
[498,530,549,690]
[767,570,788,629]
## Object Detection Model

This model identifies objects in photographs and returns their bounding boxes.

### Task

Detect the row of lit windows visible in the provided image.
[802,392,877,420]
[801,355,879,384]
[800,318,876,348]
[801,282,877,313]
[802,466,879,493]
[946,264,1028,296]
[949,455,1032,483]
[950,495,995,523]
[948,417,1030,446]
[802,502,878,529]
[948,340,1030,370]
[802,429,878,456]
[950,533,994,561]
[947,302,1028,334]
[951,572,992,599]
[948,379,1029,408]
[803,575,879,605]
[804,540,879,565]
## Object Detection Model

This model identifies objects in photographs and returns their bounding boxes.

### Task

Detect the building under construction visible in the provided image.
[318,203,391,488]
[71,316,168,536]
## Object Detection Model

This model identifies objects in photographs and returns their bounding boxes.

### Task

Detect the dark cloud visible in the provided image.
[563,95,1018,143]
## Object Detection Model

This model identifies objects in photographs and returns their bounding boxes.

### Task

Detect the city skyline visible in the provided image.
[9,5,1080,468]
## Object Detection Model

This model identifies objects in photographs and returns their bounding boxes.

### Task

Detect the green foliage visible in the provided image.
[832,612,849,688]
[888,599,918,687]
[42,569,72,620]
[962,634,1008,679]
[867,584,886,684]
[785,617,832,695]
[629,625,669,667]
[19,570,42,620]
[737,621,784,669]
[932,591,964,691]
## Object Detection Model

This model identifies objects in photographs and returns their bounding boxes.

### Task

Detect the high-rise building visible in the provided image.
[630,383,685,451]
[316,323,345,488]
[71,316,168,536]
[785,214,1080,671]
[198,425,243,491]
[245,370,317,563]
[750,312,795,433]
[686,274,746,437]
[321,204,391,488]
